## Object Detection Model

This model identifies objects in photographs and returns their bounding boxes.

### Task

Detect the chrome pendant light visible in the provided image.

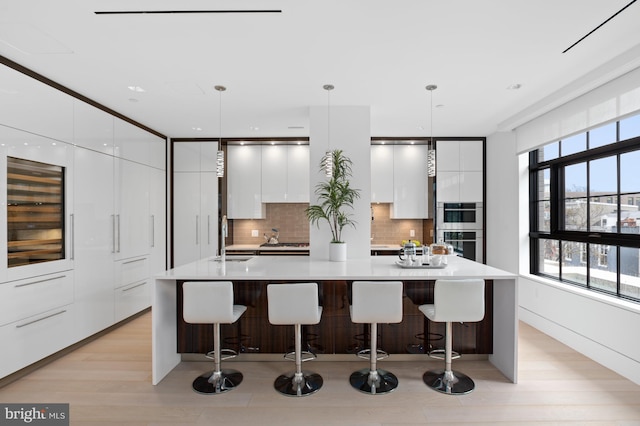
[323,84,334,178]
[215,85,226,178]
[426,84,437,178]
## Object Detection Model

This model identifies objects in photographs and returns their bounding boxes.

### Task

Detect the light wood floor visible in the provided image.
[1,311,639,425]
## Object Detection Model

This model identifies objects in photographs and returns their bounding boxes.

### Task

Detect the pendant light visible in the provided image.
[323,84,334,177]
[215,85,226,178]
[426,84,437,177]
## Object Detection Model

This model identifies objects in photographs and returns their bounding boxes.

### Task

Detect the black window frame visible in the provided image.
[529,120,640,303]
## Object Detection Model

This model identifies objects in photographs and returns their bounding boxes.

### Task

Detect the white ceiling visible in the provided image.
[1,0,639,140]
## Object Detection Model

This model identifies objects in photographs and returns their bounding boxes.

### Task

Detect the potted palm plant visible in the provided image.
[306,149,361,261]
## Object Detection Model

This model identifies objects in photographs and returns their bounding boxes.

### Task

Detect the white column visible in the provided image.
[309,105,371,260]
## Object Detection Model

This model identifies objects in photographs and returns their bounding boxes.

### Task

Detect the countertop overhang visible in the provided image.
[156,255,516,281]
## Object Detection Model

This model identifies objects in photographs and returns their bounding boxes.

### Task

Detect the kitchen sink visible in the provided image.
[211,255,254,262]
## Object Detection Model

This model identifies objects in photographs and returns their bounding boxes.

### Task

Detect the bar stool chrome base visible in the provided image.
[423,369,475,395]
[274,371,323,397]
[192,369,243,394]
[349,368,398,395]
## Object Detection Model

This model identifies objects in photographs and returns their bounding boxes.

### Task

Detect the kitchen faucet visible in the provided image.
[221,215,228,261]
[264,228,279,245]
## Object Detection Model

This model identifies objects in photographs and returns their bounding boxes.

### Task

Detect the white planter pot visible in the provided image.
[329,242,347,262]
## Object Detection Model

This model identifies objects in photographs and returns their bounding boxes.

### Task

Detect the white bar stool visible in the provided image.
[419,279,485,395]
[349,280,403,395]
[182,281,247,394]
[267,282,323,397]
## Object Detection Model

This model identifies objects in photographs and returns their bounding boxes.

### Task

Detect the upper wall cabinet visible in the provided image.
[371,145,394,203]
[261,144,309,203]
[173,142,218,173]
[0,66,74,144]
[391,144,429,219]
[114,118,165,170]
[227,145,265,219]
[73,100,114,155]
[436,140,484,202]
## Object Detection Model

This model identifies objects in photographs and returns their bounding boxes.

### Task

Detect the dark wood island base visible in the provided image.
[176,280,494,356]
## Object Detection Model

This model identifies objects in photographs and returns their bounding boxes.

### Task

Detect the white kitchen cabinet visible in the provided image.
[73,100,114,155]
[149,167,167,275]
[114,117,166,170]
[115,158,150,260]
[0,272,76,379]
[114,256,150,322]
[0,65,73,144]
[371,144,394,203]
[262,144,309,203]
[227,144,265,218]
[436,140,484,202]
[173,141,218,173]
[392,144,429,218]
[173,171,218,266]
[72,146,116,339]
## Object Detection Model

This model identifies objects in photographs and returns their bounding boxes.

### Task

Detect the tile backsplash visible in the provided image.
[230,202,432,246]
[370,203,428,245]
[231,203,310,244]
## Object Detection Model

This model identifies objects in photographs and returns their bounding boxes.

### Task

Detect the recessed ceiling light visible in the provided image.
[250,126,260,131]
[507,84,522,90]
[191,127,202,131]
[127,86,145,92]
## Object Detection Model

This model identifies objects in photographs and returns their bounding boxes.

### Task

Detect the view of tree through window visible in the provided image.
[530,113,640,302]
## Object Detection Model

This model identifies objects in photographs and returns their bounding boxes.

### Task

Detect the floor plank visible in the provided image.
[1,312,639,425]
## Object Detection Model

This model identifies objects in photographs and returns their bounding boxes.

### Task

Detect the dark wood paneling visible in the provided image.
[176,280,494,355]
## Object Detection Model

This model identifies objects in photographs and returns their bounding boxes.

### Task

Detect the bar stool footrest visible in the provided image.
[427,348,460,360]
[356,348,389,361]
[205,348,238,361]
[284,350,317,362]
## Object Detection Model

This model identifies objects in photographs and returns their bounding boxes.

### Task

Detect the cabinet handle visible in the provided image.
[14,275,66,288]
[16,310,67,328]
[70,214,75,260]
[111,215,116,253]
[116,214,121,253]
[196,215,199,245]
[122,258,145,266]
[122,282,146,292]
[150,215,155,248]
[207,215,211,245]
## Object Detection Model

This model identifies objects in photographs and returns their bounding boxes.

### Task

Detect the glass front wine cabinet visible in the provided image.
[7,156,65,267]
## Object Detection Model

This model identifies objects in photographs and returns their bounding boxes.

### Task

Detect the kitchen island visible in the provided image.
[152,255,518,385]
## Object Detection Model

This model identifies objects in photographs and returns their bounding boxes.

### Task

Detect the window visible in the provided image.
[529,113,640,302]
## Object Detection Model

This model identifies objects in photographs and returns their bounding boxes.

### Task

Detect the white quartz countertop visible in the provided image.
[156,255,516,281]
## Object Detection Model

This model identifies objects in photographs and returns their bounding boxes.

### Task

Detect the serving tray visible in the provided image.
[394,260,447,269]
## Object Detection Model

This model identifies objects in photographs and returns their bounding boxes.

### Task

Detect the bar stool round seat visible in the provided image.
[183,281,247,395]
[419,279,485,395]
[267,282,323,397]
[349,280,403,395]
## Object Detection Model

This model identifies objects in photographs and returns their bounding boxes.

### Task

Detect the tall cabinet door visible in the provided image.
[114,158,150,260]
[200,172,218,259]
[73,147,115,338]
[173,171,218,267]
[173,172,201,267]
[149,167,167,275]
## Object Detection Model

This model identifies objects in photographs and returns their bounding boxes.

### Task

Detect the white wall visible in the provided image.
[486,128,640,386]
[309,105,371,260]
